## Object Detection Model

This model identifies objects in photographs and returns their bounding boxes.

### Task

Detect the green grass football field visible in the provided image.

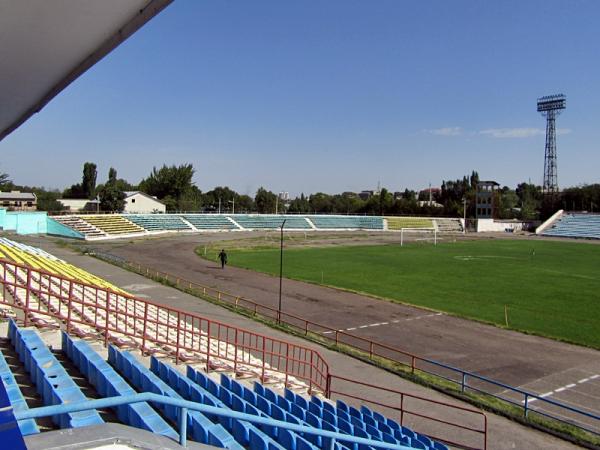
[222,239,600,348]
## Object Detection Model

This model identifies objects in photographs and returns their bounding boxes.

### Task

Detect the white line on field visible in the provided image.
[522,374,599,404]
[321,313,443,335]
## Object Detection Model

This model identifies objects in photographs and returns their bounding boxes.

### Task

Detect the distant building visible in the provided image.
[359,190,374,200]
[0,191,37,211]
[418,187,441,200]
[476,181,499,219]
[417,200,443,208]
[278,192,290,201]
[58,198,99,212]
[123,191,166,214]
[342,191,358,198]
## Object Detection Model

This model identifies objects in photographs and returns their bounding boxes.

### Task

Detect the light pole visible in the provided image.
[228,198,235,214]
[278,219,286,324]
[462,197,467,234]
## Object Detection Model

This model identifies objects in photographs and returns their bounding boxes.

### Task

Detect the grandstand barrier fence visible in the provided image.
[15,392,416,449]
[0,255,489,449]
[101,255,600,439]
[327,375,487,450]
[0,258,329,395]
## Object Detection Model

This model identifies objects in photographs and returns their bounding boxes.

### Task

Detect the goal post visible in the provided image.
[399,227,437,247]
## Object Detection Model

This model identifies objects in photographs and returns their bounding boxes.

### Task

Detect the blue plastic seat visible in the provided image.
[365,423,382,440]
[350,415,366,431]
[290,403,306,421]
[276,395,292,412]
[168,361,287,449]
[377,420,393,435]
[322,409,338,427]
[415,433,433,448]
[10,321,103,430]
[244,388,258,406]
[308,401,322,417]
[322,401,336,415]
[110,350,233,447]
[63,334,177,440]
[336,399,349,414]
[0,349,39,435]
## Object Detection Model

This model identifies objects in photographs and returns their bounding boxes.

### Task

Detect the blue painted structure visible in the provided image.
[62,332,177,439]
[542,213,600,239]
[8,319,104,429]
[0,211,48,234]
[0,375,27,449]
[0,350,39,435]
[15,393,415,450]
[46,217,84,239]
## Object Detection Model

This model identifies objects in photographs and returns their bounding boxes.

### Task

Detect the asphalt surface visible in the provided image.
[16,233,584,450]
[77,232,600,434]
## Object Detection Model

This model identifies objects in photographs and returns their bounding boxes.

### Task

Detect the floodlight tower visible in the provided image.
[537,94,566,195]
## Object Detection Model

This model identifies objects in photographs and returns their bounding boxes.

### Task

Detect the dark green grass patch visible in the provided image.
[224,239,600,348]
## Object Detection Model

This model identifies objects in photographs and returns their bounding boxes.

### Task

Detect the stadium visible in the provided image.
[1,3,600,450]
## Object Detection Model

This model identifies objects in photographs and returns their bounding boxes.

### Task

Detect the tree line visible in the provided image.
[1,164,598,219]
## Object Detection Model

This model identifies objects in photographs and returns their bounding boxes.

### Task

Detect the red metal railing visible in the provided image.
[0,258,329,393]
[116,259,442,373]
[0,256,488,448]
[328,375,487,450]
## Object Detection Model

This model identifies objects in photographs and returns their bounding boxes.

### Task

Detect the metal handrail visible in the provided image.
[0,258,329,393]
[328,374,487,450]
[14,393,414,449]
[0,256,488,447]
[109,256,600,437]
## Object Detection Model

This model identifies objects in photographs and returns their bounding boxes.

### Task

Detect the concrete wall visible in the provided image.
[46,217,84,239]
[124,193,165,214]
[476,218,538,233]
[3,212,17,230]
[2,212,48,234]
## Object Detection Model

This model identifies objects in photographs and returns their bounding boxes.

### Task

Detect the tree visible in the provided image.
[562,184,600,212]
[309,193,333,213]
[288,194,310,213]
[108,167,117,185]
[98,167,125,212]
[203,186,238,212]
[497,187,519,219]
[179,186,203,212]
[236,195,255,213]
[255,187,277,213]
[63,162,97,199]
[378,188,393,215]
[138,163,195,211]
[82,162,97,199]
[0,171,10,189]
[516,182,542,220]
[35,190,65,212]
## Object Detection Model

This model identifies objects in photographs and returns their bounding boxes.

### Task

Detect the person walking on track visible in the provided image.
[218,249,228,269]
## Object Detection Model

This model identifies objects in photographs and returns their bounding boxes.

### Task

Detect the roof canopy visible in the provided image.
[0,0,172,141]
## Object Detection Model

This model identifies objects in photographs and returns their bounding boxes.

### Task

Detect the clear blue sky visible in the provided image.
[2,0,599,197]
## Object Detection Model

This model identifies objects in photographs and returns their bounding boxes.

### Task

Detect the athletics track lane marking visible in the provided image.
[521,374,600,404]
[322,312,443,335]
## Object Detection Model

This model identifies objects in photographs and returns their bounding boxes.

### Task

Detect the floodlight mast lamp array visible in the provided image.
[537,94,566,196]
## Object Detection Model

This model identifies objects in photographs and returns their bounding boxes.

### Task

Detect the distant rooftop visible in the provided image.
[0,191,36,201]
